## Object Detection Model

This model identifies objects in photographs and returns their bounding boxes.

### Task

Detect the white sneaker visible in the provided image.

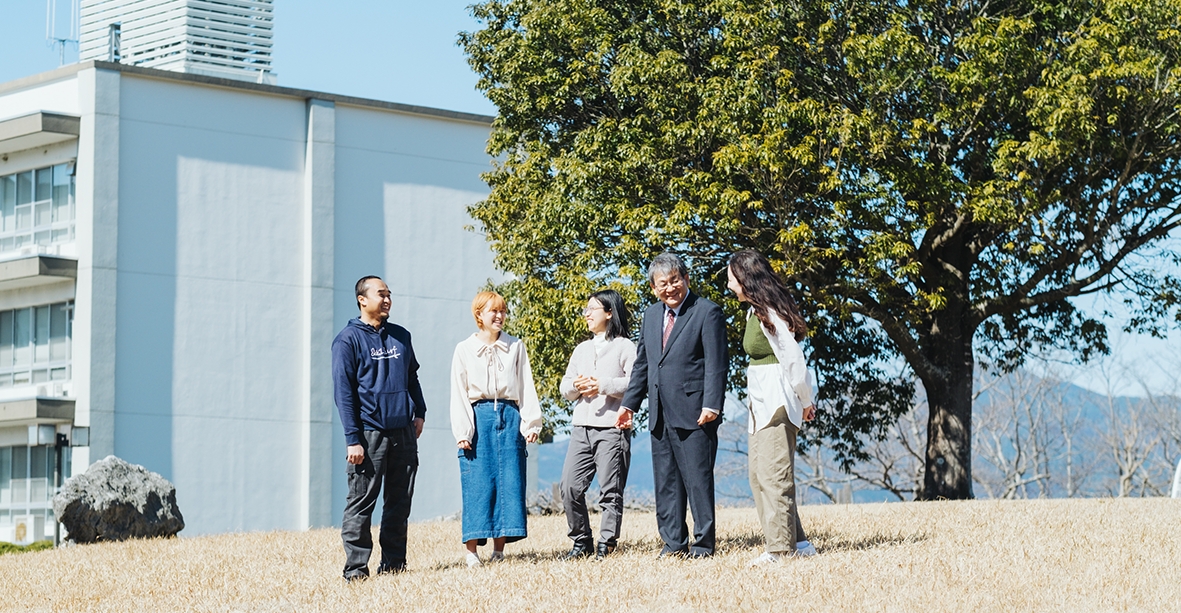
[489,551,505,563]
[749,552,786,567]
[465,552,483,567]
[795,541,817,557]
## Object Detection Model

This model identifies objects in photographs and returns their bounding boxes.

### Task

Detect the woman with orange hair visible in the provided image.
[449,291,542,567]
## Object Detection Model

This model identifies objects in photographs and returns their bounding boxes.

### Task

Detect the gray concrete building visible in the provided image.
[0,59,499,542]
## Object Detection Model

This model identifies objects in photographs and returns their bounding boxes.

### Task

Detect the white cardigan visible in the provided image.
[559,334,637,427]
[746,308,815,433]
[449,333,544,443]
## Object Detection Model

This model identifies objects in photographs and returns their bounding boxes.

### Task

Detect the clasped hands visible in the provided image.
[572,374,600,397]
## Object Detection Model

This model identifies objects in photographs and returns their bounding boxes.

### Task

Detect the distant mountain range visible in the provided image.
[536,372,1180,504]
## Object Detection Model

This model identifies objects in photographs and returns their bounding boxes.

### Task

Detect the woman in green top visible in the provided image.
[726,250,818,565]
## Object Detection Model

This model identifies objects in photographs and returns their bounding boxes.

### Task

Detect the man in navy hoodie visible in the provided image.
[333,275,427,581]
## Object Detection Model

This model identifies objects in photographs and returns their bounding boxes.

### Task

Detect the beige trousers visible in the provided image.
[748,405,807,553]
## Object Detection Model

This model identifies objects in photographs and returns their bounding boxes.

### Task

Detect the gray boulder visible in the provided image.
[52,455,184,543]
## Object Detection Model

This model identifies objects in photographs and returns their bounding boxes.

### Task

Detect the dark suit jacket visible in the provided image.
[621,291,729,430]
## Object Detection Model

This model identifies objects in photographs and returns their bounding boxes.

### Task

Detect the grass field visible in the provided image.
[1,498,1177,612]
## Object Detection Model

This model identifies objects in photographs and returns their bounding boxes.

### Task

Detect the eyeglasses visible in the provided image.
[652,276,685,292]
[581,306,605,316]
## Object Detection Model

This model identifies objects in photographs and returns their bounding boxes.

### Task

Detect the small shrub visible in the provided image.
[0,540,53,556]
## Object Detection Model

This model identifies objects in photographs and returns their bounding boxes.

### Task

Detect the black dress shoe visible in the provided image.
[563,539,594,560]
[688,550,713,559]
[376,562,406,575]
[657,548,689,559]
[343,570,369,583]
[595,542,615,559]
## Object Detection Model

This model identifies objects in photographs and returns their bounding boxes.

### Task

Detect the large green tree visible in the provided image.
[462,0,1181,499]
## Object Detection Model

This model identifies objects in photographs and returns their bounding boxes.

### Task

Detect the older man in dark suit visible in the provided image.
[618,253,728,558]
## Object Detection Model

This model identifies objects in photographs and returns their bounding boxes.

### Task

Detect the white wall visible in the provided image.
[333,104,497,522]
[111,75,497,532]
[114,74,308,533]
[0,77,80,121]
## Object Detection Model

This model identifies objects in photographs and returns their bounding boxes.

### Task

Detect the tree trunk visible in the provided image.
[919,332,976,500]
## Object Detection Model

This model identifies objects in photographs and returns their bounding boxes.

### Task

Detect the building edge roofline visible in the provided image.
[0,63,88,97]
[0,61,496,127]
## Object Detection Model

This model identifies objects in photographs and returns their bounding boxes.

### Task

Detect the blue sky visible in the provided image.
[0,0,497,116]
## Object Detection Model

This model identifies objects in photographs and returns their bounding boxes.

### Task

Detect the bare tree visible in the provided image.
[972,369,1058,499]
[1088,360,1165,497]
[797,441,864,504]
[840,400,925,501]
[1043,373,1097,497]
[1134,345,1181,496]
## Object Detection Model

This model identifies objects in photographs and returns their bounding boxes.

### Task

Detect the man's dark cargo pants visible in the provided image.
[341,426,418,577]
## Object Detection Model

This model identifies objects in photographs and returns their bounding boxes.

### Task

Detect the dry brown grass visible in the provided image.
[1,498,1178,612]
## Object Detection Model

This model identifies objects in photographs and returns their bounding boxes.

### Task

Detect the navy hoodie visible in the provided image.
[332,318,428,446]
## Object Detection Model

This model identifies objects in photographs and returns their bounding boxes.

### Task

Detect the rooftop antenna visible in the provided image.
[108,23,122,62]
[46,0,80,67]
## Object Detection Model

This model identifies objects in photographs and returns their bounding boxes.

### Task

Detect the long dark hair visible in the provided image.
[728,250,807,342]
[589,289,630,340]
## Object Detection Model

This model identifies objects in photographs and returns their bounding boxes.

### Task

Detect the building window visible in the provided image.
[0,443,67,543]
[0,302,72,388]
[0,164,75,255]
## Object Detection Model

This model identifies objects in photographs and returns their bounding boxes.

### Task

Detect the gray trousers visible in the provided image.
[749,405,807,553]
[341,427,418,576]
[560,425,631,546]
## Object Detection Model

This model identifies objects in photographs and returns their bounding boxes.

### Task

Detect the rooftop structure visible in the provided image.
[79,0,275,84]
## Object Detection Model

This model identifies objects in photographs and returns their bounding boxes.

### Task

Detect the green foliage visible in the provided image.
[0,540,54,556]
[462,0,1181,469]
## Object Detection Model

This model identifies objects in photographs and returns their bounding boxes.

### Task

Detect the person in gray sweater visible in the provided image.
[558,289,637,559]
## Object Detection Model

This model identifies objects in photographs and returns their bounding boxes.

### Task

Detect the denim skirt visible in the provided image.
[459,399,528,543]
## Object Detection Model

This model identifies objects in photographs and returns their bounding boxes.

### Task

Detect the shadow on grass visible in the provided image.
[498,531,929,561]
[428,550,591,568]
[429,559,471,571]
[804,529,928,553]
[717,532,768,552]
[717,529,928,555]
[426,529,925,569]
[427,547,601,569]
[464,536,671,565]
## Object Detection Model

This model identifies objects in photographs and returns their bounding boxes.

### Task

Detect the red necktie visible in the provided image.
[662,309,675,350]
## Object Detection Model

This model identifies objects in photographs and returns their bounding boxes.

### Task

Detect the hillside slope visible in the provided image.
[2,498,1177,611]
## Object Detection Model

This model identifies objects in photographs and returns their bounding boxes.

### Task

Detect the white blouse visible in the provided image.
[747,308,815,433]
[449,332,544,443]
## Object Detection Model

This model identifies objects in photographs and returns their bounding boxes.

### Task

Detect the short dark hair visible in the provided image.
[648,252,689,285]
[355,276,382,310]
[589,289,630,340]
